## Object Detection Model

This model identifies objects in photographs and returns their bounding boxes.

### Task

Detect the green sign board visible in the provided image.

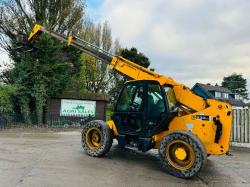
[60,99,96,117]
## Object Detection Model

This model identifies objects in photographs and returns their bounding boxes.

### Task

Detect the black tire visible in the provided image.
[82,120,113,157]
[159,131,207,178]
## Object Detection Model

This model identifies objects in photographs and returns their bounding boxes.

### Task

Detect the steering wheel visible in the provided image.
[130,101,140,111]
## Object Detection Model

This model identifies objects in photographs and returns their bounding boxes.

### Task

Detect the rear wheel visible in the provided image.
[82,120,113,157]
[159,131,207,178]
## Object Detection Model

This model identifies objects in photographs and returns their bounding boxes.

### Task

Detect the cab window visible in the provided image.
[116,84,144,112]
[147,83,166,115]
[164,85,177,112]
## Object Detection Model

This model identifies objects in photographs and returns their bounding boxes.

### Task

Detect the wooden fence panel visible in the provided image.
[240,109,244,142]
[248,109,250,143]
[232,110,235,142]
[244,109,248,143]
[231,109,250,143]
[237,109,240,142]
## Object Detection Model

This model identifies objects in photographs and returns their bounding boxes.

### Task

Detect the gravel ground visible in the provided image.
[0,128,250,187]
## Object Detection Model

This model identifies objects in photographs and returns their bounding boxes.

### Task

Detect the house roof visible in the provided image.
[193,83,232,94]
[220,99,245,107]
[192,83,245,107]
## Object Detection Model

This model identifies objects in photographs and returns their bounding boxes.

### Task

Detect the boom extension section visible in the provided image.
[28,24,112,63]
[28,24,175,83]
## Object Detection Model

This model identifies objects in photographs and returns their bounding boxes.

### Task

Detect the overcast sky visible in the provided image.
[1,0,250,98]
[87,0,250,98]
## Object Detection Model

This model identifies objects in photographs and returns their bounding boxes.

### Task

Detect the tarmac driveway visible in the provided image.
[0,129,249,187]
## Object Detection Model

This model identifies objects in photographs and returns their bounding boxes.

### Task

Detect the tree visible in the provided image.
[0,0,85,124]
[67,21,115,94]
[0,61,14,84]
[108,47,151,102]
[0,84,17,115]
[120,47,150,68]
[222,73,248,100]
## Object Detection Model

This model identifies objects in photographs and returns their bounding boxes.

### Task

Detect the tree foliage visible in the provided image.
[0,0,153,124]
[108,47,151,102]
[120,47,150,68]
[0,0,84,44]
[0,84,17,115]
[0,0,85,124]
[81,21,112,93]
[222,73,248,100]
[64,21,115,94]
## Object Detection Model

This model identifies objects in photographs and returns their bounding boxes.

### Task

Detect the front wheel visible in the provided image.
[159,131,207,178]
[82,120,113,157]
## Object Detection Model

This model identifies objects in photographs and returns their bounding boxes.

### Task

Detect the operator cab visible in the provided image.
[112,80,178,151]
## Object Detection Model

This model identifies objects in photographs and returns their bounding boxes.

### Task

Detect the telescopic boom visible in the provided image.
[28,24,208,112]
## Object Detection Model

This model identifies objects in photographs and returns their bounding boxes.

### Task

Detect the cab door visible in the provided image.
[113,81,146,136]
[145,82,168,136]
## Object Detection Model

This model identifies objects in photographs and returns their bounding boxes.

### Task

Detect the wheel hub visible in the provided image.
[175,147,187,161]
[86,127,102,150]
[166,140,195,171]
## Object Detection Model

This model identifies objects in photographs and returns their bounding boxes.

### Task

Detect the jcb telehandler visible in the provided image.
[28,24,232,178]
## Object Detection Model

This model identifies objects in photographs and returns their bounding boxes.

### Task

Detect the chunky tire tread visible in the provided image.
[159,131,207,179]
[82,120,113,157]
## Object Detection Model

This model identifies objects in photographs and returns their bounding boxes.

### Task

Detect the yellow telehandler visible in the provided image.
[28,24,232,178]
